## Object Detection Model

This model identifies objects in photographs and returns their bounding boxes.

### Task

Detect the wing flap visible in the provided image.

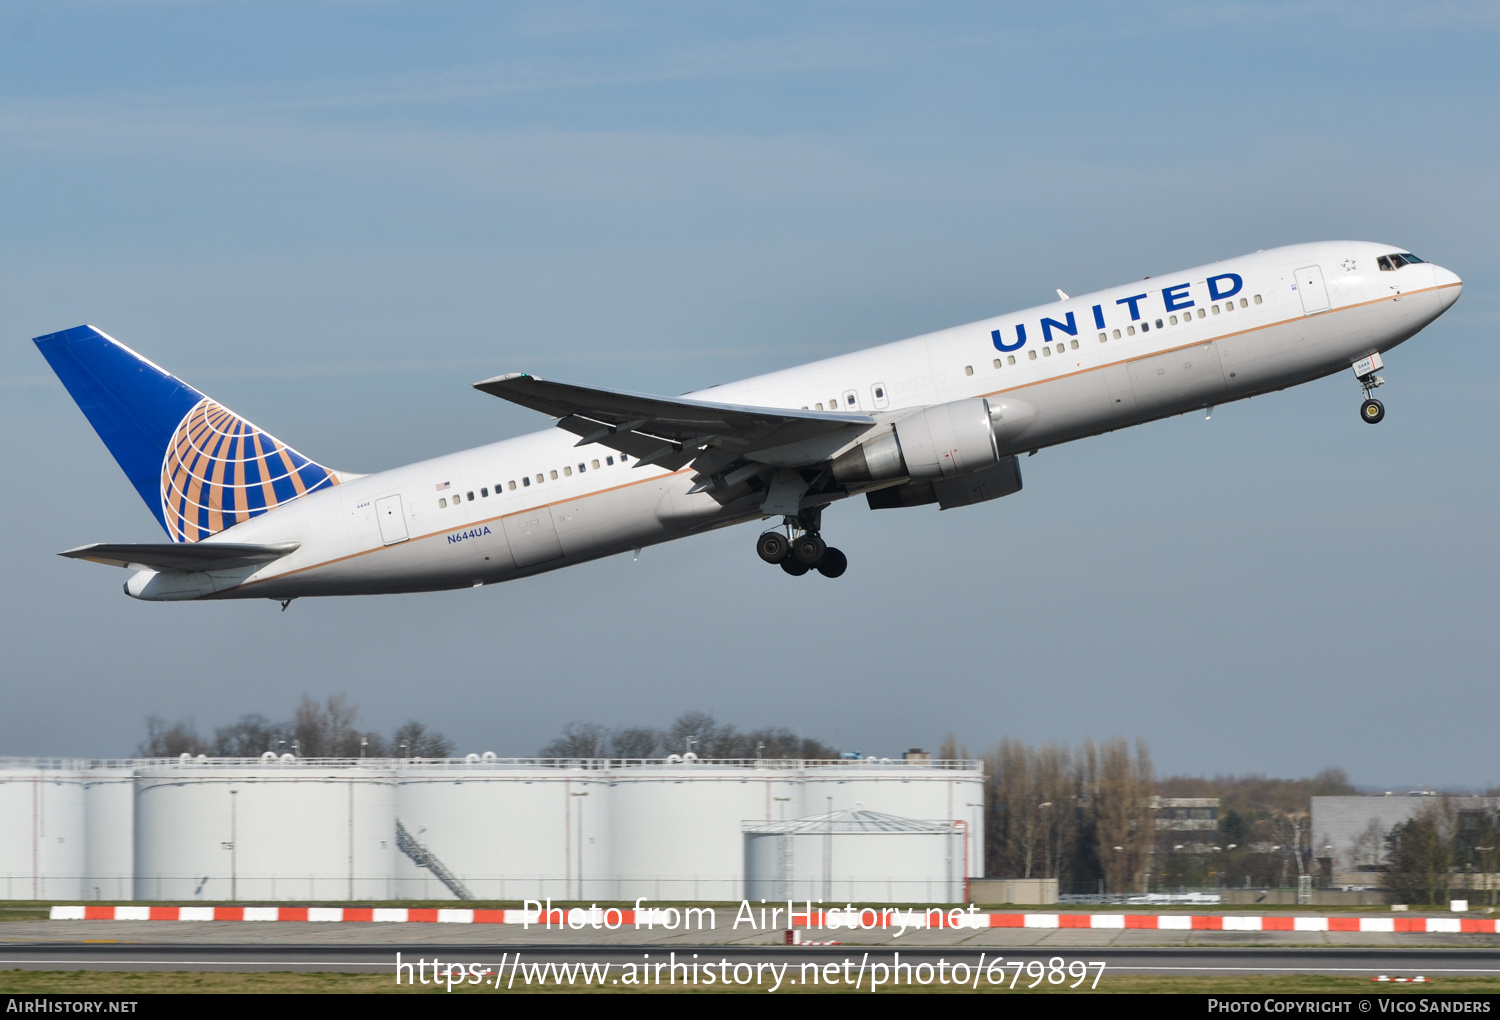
[60,541,300,573]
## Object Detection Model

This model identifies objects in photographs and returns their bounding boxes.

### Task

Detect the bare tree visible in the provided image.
[213,714,293,757]
[1349,818,1387,871]
[610,727,660,759]
[540,714,839,761]
[540,722,610,759]
[392,720,454,759]
[983,740,1080,884]
[137,715,210,757]
[1087,737,1154,894]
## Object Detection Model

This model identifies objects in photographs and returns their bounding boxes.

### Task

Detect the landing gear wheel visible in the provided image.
[780,557,810,576]
[792,534,827,566]
[756,531,790,564]
[1361,398,1385,424]
[816,547,847,578]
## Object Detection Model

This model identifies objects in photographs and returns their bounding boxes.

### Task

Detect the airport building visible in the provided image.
[0,756,983,903]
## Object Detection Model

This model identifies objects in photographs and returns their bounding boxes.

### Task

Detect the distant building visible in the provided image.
[1151,797,1219,854]
[1312,795,1497,888]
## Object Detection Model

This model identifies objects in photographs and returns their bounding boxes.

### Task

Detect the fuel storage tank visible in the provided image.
[744,809,966,903]
[0,763,86,900]
[133,761,397,901]
[393,763,607,900]
[83,766,135,901]
[608,763,796,901]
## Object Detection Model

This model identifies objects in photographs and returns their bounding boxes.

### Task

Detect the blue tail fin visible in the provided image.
[34,325,340,542]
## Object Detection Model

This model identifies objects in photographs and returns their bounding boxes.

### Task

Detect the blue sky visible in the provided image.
[2,2,1496,785]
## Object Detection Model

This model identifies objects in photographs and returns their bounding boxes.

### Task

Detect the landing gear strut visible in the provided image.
[1354,353,1386,425]
[755,509,847,578]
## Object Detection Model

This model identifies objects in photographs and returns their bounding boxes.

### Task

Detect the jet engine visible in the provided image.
[832,398,1004,483]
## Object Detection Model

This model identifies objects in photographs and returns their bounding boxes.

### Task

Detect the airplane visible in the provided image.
[34,241,1461,603]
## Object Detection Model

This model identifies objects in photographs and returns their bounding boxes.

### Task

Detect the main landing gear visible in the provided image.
[1354,353,1386,425]
[755,511,847,578]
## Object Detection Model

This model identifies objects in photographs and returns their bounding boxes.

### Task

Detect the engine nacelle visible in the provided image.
[831,398,1000,483]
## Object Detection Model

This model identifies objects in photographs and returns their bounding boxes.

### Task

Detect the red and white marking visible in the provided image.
[48,905,1500,934]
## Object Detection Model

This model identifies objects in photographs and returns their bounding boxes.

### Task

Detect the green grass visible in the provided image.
[1,970,1498,994]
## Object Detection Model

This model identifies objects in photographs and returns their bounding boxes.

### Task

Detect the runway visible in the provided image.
[2,943,1498,978]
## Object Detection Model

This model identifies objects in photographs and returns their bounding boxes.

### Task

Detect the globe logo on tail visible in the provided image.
[160,399,339,543]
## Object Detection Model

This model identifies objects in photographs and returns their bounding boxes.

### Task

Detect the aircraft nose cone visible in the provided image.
[1433,264,1463,309]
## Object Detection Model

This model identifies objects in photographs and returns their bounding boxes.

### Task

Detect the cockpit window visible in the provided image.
[1378,253,1425,271]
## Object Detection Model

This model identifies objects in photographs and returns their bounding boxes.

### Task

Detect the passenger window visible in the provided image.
[1253,294,1262,304]
[1212,304,1220,314]
[830,397,839,409]
[1169,315,1178,325]
[466,491,474,500]
[1127,325,1136,335]
[438,497,447,508]
[1239,298,1248,308]
[1098,332,1107,343]
[591,459,600,469]
[1112,329,1121,339]
[620,456,628,463]
[550,470,558,480]
[1042,347,1051,357]
[1197,308,1206,318]
[964,365,973,376]
[536,474,544,484]
[522,477,530,487]
[578,463,586,473]
[815,402,823,410]
[993,359,1002,368]
[563,466,572,476]
[480,487,488,497]
[1070,339,1079,350]
[508,481,516,490]
[606,456,615,466]
[1007,355,1016,365]
[1155,319,1163,329]
[1028,350,1037,360]
[1141,322,1150,332]
[1224,302,1233,313]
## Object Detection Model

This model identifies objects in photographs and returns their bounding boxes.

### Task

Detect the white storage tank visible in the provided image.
[609,764,791,901]
[744,809,965,903]
[798,761,984,881]
[393,764,606,901]
[0,764,87,900]
[83,766,135,901]
[134,762,397,901]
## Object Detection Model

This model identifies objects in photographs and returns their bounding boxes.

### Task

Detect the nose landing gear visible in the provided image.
[755,510,847,578]
[1353,353,1386,425]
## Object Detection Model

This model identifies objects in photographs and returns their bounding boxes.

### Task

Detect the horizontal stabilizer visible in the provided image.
[59,541,300,573]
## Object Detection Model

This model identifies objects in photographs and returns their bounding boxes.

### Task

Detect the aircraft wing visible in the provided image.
[472,372,875,474]
[59,541,300,572]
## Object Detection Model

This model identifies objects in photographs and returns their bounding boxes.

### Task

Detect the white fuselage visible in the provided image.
[128,241,1461,601]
